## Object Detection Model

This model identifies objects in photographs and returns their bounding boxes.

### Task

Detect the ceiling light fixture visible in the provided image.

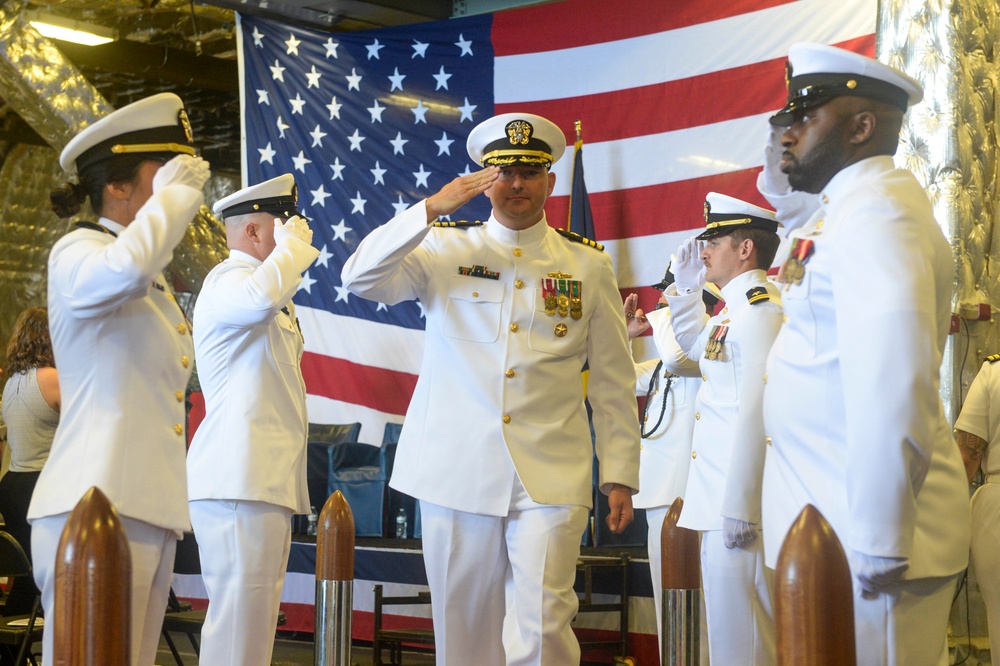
[27,11,116,47]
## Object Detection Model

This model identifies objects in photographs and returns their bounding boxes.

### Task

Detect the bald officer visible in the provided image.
[342,113,639,666]
[29,93,210,665]
[663,193,782,664]
[762,43,970,665]
[187,174,319,665]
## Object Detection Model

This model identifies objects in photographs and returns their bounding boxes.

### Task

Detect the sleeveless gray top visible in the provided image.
[1,369,58,472]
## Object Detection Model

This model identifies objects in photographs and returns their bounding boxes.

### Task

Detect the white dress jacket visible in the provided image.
[187,239,319,513]
[29,184,203,533]
[761,156,970,577]
[666,270,782,531]
[341,202,639,515]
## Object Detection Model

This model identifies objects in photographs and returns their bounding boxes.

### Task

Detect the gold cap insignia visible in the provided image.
[846,79,857,89]
[506,120,533,146]
[178,108,194,144]
[703,200,711,223]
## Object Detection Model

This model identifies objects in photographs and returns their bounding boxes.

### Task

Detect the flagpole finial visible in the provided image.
[574,120,582,142]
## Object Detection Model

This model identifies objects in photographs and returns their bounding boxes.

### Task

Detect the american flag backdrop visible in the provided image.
[236,0,877,442]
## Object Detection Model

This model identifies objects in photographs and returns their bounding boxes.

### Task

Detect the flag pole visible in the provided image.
[567,119,583,231]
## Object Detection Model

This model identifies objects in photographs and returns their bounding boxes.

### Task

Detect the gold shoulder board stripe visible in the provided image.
[746,286,770,305]
[556,228,604,251]
[432,220,484,228]
[986,353,1000,363]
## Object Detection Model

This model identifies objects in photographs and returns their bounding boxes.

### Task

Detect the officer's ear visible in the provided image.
[546,170,556,196]
[848,110,877,146]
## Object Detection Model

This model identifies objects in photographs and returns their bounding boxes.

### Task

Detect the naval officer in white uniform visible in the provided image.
[187,174,319,665]
[664,193,783,665]
[29,93,210,665]
[761,43,971,665]
[955,354,1000,664]
[623,274,709,659]
[342,112,639,665]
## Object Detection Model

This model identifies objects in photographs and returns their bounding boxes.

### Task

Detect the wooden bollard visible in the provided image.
[53,486,131,666]
[775,504,855,665]
[314,490,355,666]
[660,497,700,665]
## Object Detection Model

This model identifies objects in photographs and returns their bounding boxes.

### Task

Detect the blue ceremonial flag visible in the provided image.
[567,125,596,240]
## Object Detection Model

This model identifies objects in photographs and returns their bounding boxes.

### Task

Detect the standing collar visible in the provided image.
[719,268,767,304]
[228,248,262,267]
[484,213,550,247]
[819,155,896,211]
[97,217,126,236]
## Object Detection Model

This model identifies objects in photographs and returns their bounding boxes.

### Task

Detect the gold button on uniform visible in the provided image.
[765,436,772,446]
[513,248,523,257]
[175,391,184,402]
[472,291,479,297]
[691,451,697,459]
[502,414,511,424]
[763,373,768,384]
[510,323,519,332]
[505,369,516,378]
[695,412,701,420]
[177,323,188,335]
[181,356,190,369]
[702,374,707,381]
[782,315,788,323]
[174,424,184,435]
[514,279,524,289]
[722,307,729,314]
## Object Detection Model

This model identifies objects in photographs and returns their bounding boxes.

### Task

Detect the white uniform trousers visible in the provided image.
[32,512,176,666]
[971,481,1000,663]
[852,573,958,666]
[701,530,775,665]
[420,493,588,666]
[189,499,293,666]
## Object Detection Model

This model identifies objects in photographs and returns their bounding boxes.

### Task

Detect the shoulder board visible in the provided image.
[556,228,604,251]
[986,353,1000,364]
[74,221,117,237]
[746,286,770,305]
[432,220,483,228]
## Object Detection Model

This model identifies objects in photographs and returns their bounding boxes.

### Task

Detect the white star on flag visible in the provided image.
[316,245,333,268]
[413,164,431,188]
[412,40,428,58]
[455,34,473,56]
[256,89,270,105]
[388,67,406,91]
[411,100,429,124]
[434,132,454,156]
[276,115,290,138]
[390,132,408,155]
[305,65,322,88]
[258,142,276,165]
[310,124,327,147]
[366,39,385,59]
[289,93,306,114]
[292,150,312,173]
[310,183,331,206]
[458,97,476,122]
[285,34,301,55]
[251,26,263,48]
[334,285,351,303]
[392,195,410,216]
[330,219,352,241]
[347,129,365,151]
[323,38,339,58]
[350,192,367,214]
[329,157,346,181]
[346,68,362,90]
[269,60,286,82]
[298,271,316,294]
[326,96,342,119]
[432,66,452,90]
[370,161,387,185]
[367,100,386,123]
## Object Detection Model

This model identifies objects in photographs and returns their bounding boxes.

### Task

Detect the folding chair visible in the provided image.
[0,532,42,666]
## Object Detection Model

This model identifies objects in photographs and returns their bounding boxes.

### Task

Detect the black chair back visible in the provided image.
[306,422,362,510]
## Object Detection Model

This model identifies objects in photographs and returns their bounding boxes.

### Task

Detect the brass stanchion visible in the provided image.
[53,486,131,665]
[775,504,855,665]
[314,490,355,666]
[660,496,700,665]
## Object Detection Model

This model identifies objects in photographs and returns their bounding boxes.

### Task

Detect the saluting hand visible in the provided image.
[152,154,211,193]
[424,166,500,222]
[623,293,649,340]
[274,215,313,246]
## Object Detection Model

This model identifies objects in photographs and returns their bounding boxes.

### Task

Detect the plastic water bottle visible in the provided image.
[307,506,318,536]
[395,508,408,539]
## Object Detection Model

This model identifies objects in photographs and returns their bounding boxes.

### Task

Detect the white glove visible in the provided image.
[756,125,820,235]
[670,236,706,294]
[849,550,909,596]
[152,154,210,193]
[722,517,759,549]
[274,215,313,247]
